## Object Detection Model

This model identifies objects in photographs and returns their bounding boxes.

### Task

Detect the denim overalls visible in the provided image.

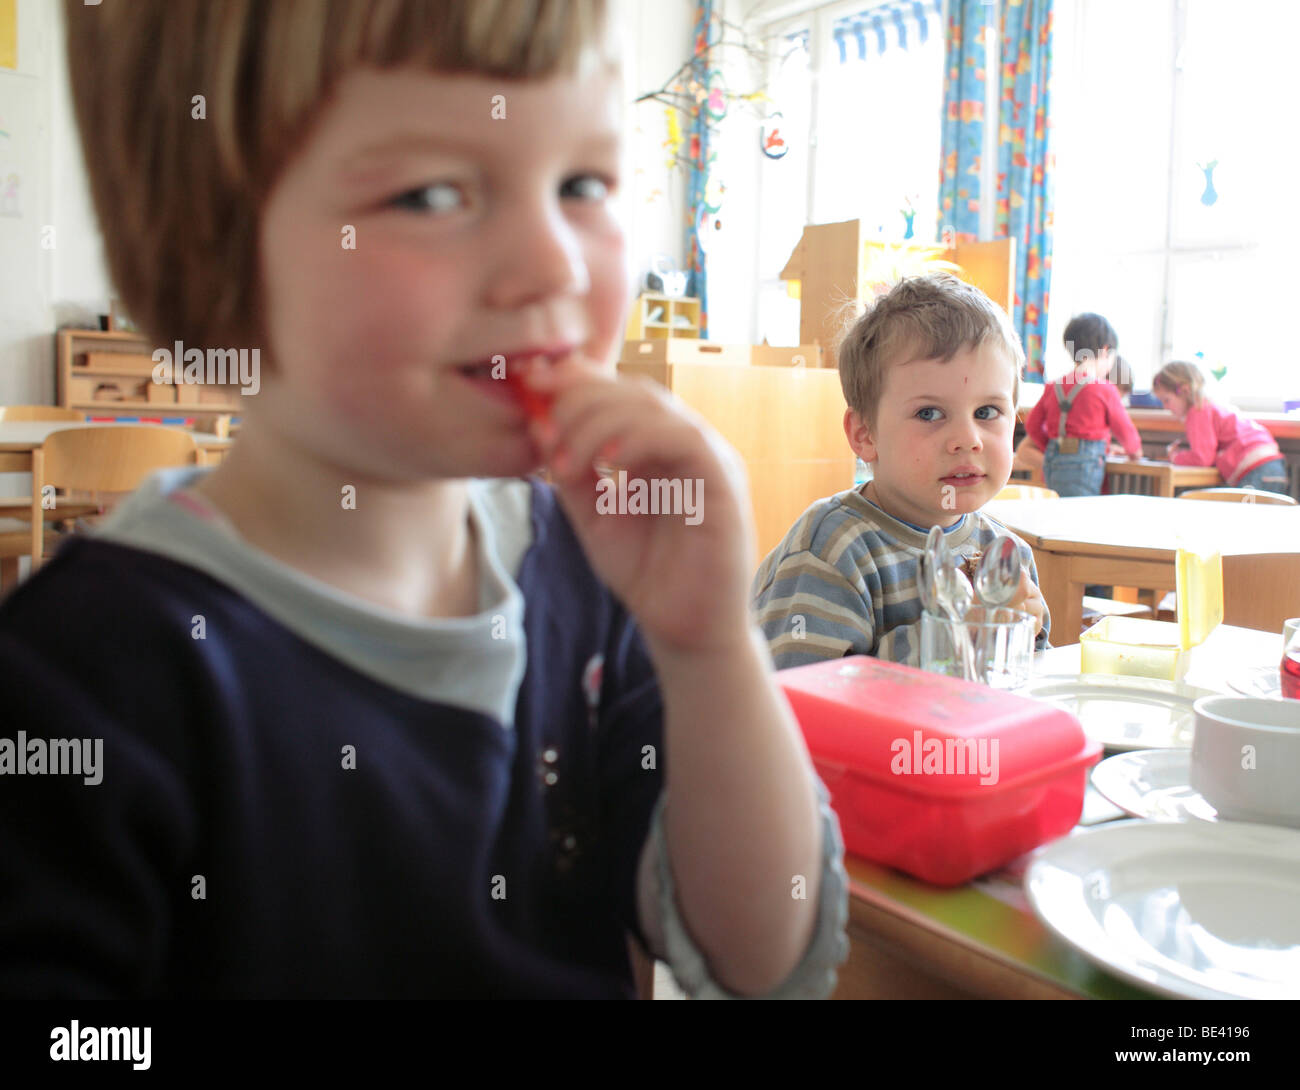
[1043,380,1107,498]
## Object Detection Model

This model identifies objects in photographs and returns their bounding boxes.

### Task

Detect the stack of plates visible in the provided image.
[1018,672,1300,998]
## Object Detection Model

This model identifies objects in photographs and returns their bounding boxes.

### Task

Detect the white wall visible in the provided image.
[620,0,766,344]
[0,0,111,410]
[0,0,54,406]
[619,0,695,298]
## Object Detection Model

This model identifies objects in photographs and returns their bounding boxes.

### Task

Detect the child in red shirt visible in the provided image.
[1024,313,1143,497]
[1153,361,1289,493]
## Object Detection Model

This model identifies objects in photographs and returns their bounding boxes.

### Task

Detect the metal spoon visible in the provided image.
[974,534,1022,609]
[918,550,940,614]
[921,526,947,615]
[933,536,979,680]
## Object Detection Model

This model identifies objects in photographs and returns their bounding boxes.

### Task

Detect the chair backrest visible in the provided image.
[1178,487,1297,506]
[40,426,198,493]
[0,405,85,422]
[1221,553,1300,632]
[994,484,1059,501]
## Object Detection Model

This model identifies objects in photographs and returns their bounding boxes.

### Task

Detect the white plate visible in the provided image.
[1026,821,1300,999]
[1090,749,1218,823]
[1015,675,1217,752]
[1226,665,1283,700]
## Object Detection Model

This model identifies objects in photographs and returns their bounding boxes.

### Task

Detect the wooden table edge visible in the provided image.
[844,875,1085,1000]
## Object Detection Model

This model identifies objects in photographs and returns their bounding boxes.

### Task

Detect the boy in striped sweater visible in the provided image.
[753,275,1049,669]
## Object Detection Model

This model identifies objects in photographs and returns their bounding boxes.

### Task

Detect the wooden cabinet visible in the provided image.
[617,361,854,560]
[624,294,701,341]
[56,329,241,419]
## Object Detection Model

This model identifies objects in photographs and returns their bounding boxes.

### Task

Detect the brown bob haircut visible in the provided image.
[837,273,1025,429]
[64,0,611,354]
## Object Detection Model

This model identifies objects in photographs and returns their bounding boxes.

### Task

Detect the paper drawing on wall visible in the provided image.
[760,110,788,159]
[0,124,20,218]
[1197,159,1219,206]
[901,197,917,240]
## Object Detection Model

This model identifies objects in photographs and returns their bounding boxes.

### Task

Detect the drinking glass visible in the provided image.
[921,605,1036,689]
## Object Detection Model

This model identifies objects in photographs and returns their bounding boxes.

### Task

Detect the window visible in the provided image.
[1050,0,1300,407]
[754,1,945,346]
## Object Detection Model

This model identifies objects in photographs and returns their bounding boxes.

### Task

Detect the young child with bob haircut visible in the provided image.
[753,274,1049,668]
[0,0,848,1000]
[1153,360,1289,494]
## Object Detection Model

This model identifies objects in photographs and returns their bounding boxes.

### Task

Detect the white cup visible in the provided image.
[1284,617,1300,646]
[1191,696,1300,827]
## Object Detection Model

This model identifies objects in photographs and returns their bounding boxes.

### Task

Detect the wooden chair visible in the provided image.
[0,528,61,593]
[28,425,199,570]
[0,405,101,525]
[1178,487,1297,506]
[994,484,1059,501]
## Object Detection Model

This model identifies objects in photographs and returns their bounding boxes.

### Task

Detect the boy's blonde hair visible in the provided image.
[1152,361,1207,408]
[64,0,610,353]
[837,274,1024,428]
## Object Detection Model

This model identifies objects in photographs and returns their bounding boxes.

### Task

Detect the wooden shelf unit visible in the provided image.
[616,360,854,559]
[56,329,242,417]
[625,294,701,341]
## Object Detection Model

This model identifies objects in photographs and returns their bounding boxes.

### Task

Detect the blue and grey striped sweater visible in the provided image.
[752,486,1051,670]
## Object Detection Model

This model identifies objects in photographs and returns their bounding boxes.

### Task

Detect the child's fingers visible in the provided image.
[553,396,706,486]
[527,367,635,455]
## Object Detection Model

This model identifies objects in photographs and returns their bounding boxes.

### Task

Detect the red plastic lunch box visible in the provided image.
[778,656,1102,886]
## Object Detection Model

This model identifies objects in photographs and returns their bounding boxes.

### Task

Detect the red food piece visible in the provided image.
[502,365,552,423]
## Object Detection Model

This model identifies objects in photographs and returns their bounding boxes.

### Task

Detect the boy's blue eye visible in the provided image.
[975,405,1001,420]
[916,407,942,422]
[561,174,612,201]
[391,182,463,214]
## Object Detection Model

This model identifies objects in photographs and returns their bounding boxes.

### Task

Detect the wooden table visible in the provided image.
[833,624,1283,1000]
[0,421,232,571]
[1104,456,1220,497]
[986,495,1300,640]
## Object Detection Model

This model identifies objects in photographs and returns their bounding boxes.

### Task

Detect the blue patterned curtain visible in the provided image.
[938,0,992,243]
[685,0,714,334]
[996,0,1055,381]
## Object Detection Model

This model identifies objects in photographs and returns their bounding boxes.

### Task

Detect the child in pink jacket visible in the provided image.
[1152,361,1289,493]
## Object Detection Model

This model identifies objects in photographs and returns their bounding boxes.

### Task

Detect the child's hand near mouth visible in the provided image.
[521,356,755,657]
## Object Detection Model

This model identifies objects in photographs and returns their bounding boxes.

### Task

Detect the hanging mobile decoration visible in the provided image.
[702,73,728,122]
[759,110,788,160]
[663,107,684,170]
[1196,159,1219,206]
[696,166,725,254]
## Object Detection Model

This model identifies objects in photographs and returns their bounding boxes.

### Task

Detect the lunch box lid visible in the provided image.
[778,656,1098,797]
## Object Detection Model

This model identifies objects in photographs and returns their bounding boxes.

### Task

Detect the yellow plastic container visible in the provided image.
[1080,617,1190,681]
[1080,545,1223,681]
